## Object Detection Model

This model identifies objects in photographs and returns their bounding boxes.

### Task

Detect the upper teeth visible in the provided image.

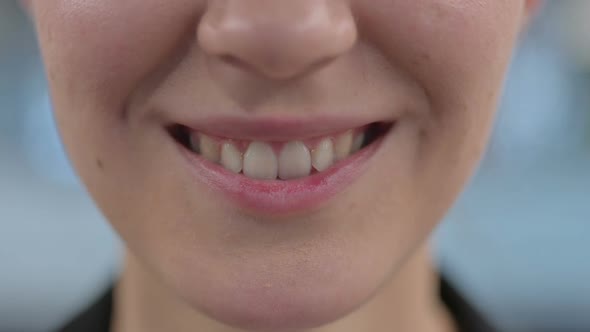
[311,138,334,172]
[189,130,366,181]
[220,142,243,174]
[278,141,312,180]
[243,141,278,180]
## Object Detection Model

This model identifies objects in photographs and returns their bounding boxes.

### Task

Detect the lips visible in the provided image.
[169,117,393,216]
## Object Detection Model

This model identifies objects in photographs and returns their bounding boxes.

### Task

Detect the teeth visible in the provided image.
[199,134,221,163]
[334,131,353,161]
[188,127,374,180]
[311,138,334,172]
[351,132,364,154]
[189,134,200,154]
[220,142,243,173]
[278,141,312,180]
[243,142,278,180]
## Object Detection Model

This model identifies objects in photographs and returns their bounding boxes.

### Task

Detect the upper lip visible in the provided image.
[168,114,393,141]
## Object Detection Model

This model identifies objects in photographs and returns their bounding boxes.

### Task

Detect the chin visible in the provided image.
[164,245,389,332]
[182,277,374,331]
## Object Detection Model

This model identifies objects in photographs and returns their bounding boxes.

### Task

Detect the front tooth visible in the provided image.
[220,142,243,173]
[351,132,364,154]
[278,141,311,180]
[312,138,334,172]
[243,142,278,180]
[199,134,220,163]
[334,131,353,161]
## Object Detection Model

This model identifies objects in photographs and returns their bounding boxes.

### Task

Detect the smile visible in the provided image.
[170,122,391,180]
[168,117,394,215]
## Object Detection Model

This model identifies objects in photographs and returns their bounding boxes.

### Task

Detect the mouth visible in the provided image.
[167,119,394,216]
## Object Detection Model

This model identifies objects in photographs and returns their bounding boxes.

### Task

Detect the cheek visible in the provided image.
[357,1,525,219]
[358,0,524,110]
[360,0,524,142]
[34,0,204,116]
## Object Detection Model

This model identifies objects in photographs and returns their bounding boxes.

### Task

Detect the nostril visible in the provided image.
[219,55,241,67]
[218,54,255,73]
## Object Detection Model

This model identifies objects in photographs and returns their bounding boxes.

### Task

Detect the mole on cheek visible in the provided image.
[96,158,104,170]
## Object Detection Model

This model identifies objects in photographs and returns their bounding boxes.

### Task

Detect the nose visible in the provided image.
[197,0,358,80]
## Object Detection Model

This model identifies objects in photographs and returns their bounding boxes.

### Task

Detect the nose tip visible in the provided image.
[197,0,358,80]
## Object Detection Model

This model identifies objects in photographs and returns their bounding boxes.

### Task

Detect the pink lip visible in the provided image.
[174,114,383,141]
[176,134,385,216]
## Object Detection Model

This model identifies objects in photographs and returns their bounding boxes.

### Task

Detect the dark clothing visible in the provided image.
[57,277,496,332]
[439,278,497,332]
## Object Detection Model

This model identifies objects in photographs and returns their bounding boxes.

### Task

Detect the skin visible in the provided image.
[28,1,537,331]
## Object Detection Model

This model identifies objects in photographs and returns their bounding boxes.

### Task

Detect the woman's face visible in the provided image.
[31,0,533,330]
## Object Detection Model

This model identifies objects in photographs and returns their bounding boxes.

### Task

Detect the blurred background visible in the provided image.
[1,1,589,331]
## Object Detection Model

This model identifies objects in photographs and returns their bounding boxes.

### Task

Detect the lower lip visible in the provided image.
[177,136,385,216]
